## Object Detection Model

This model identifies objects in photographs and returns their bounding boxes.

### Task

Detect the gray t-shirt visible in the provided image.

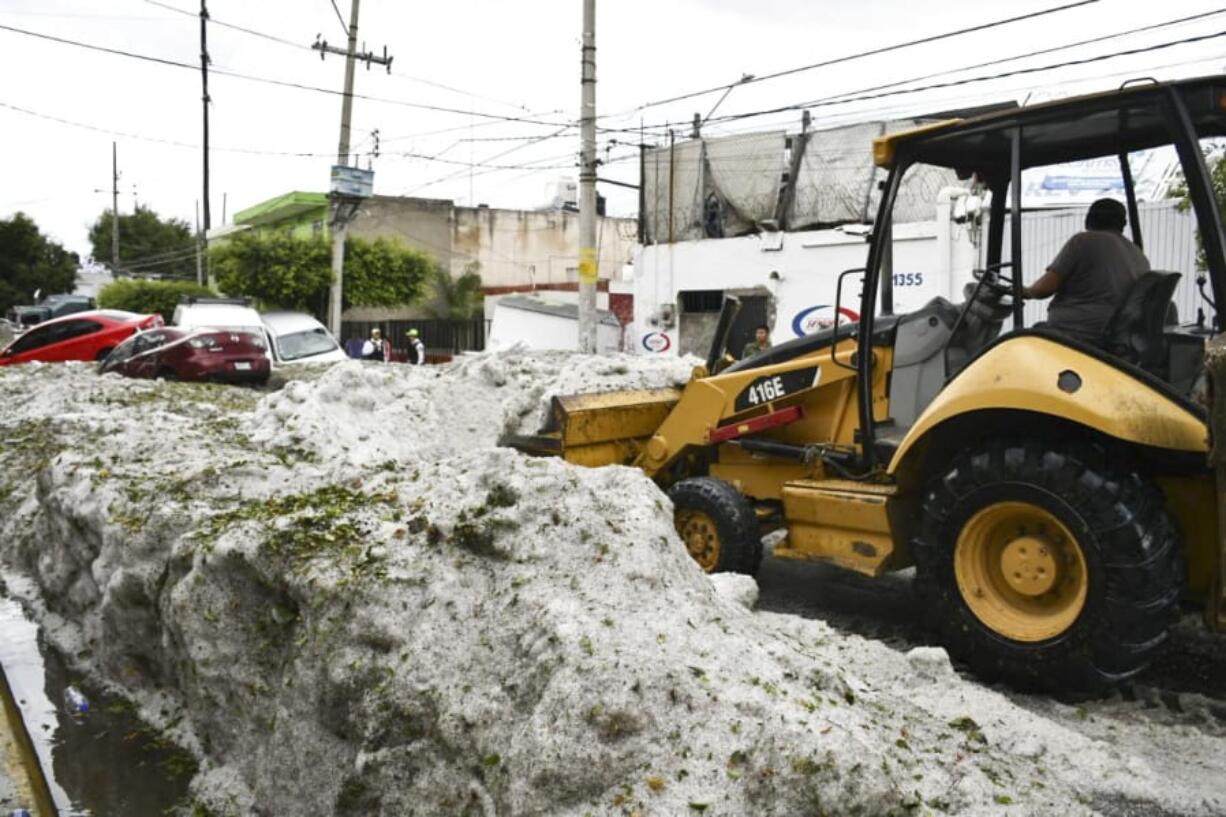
[1046,230,1149,343]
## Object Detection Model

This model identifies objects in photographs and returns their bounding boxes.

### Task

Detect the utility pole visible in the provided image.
[314,0,392,337]
[195,201,204,286]
[200,0,212,285]
[111,142,120,275]
[577,0,598,353]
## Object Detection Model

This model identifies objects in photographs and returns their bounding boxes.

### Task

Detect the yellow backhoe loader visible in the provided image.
[509,77,1226,694]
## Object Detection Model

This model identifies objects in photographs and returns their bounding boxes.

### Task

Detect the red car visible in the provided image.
[99,327,271,384]
[0,310,162,366]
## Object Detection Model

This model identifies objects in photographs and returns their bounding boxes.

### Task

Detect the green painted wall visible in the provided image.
[233,191,330,239]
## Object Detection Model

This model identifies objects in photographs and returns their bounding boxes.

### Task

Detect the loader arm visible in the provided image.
[635,338,867,479]
[504,335,872,482]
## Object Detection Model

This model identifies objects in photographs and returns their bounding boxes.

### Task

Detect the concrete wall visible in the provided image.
[631,194,979,356]
[348,196,455,271]
[451,206,637,289]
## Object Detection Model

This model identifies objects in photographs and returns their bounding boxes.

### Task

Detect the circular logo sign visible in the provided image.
[641,332,672,353]
[791,305,860,337]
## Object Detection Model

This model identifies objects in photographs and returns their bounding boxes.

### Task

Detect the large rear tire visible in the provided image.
[669,477,762,575]
[913,440,1184,695]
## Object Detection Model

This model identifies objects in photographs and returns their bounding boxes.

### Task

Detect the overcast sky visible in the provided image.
[1,0,1224,263]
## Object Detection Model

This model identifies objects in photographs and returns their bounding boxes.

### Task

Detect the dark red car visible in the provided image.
[99,327,270,384]
[0,310,162,366]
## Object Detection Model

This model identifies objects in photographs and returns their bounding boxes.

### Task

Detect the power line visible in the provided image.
[0,98,599,175]
[142,0,305,50]
[141,0,538,114]
[405,126,574,194]
[328,0,349,37]
[810,8,1226,110]
[642,27,1226,135]
[0,21,575,129]
[629,0,1101,112]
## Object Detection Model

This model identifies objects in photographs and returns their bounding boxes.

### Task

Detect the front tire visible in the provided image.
[913,440,1184,695]
[669,477,762,575]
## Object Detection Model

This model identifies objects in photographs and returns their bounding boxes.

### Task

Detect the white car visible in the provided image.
[260,311,347,364]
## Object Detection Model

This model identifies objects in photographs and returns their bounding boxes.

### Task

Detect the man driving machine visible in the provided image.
[1022,197,1150,345]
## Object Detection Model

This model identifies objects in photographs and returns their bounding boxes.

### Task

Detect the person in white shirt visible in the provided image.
[361,328,390,362]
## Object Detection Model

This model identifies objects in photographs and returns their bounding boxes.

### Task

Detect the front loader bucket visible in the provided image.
[503,387,682,468]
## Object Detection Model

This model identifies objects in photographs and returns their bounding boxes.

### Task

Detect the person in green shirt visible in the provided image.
[741,324,772,360]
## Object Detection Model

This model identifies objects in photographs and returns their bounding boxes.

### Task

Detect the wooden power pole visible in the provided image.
[111,142,120,274]
[200,0,212,286]
[314,0,392,337]
[577,0,598,353]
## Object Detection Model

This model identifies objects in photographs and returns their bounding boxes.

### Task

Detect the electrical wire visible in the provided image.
[328,0,349,37]
[798,9,1226,110]
[143,0,306,50]
[663,28,1226,134]
[140,0,540,114]
[627,0,1101,112]
[0,21,575,129]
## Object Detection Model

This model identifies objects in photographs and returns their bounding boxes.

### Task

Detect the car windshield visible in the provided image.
[275,328,339,361]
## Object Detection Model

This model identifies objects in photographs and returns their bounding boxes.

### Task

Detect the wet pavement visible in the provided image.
[0,597,195,816]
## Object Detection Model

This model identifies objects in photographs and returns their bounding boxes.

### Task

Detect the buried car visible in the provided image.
[99,327,270,384]
[0,310,161,366]
[260,311,347,364]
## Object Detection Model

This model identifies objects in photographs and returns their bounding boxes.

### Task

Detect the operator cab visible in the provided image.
[856,77,1226,465]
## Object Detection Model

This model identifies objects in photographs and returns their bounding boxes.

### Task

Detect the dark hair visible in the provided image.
[755,323,770,334]
[1085,198,1127,232]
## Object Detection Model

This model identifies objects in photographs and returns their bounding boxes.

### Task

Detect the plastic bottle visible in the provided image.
[12,809,32,817]
[63,685,89,719]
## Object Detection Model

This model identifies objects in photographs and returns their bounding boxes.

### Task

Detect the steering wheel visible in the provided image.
[972,267,1013,298]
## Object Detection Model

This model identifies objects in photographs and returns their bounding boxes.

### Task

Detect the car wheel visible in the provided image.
[94,347,114,362]
[156,368,180,382]
[912,439,1184,696]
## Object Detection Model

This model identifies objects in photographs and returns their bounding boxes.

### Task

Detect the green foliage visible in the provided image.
[424,260,484,320]
[344,236,433,310]
[1171,146,1226,270]
[97,278,217,322]
[208,231,430,312]
[0,212,79,315]
[210,231,331,311]
[89,205,195,277]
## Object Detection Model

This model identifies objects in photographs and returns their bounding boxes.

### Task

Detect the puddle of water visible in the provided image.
[0,597,195,816]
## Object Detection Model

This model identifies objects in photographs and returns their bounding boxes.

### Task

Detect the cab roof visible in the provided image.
[873,74,1226,172]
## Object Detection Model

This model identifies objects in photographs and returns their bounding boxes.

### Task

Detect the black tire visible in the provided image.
[94,347,114,362]
[669,477,762,575]
[913,440,1185,696]
[156,368,180,382]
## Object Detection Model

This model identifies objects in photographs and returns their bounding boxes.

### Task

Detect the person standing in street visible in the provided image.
[405,328,426,366]
[361,328,390,362]
[741,324,772,360]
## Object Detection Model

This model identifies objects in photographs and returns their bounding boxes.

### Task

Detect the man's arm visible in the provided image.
[1023,268,1064,300]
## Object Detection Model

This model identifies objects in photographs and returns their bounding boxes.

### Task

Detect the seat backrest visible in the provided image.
[1101,271,1181,370]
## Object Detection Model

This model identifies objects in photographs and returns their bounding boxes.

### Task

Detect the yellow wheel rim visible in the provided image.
[954,501,1088,643]
[676,510,721,572]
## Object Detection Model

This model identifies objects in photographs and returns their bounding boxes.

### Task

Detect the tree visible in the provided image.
[210,231,332,312]
[423,260,484,320]
[0,213,78,315]
[89,205,195,278]
[208,231,431,314]
[97,279,217,323]
[1171,144,1226,271]
[344,236,434,311]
